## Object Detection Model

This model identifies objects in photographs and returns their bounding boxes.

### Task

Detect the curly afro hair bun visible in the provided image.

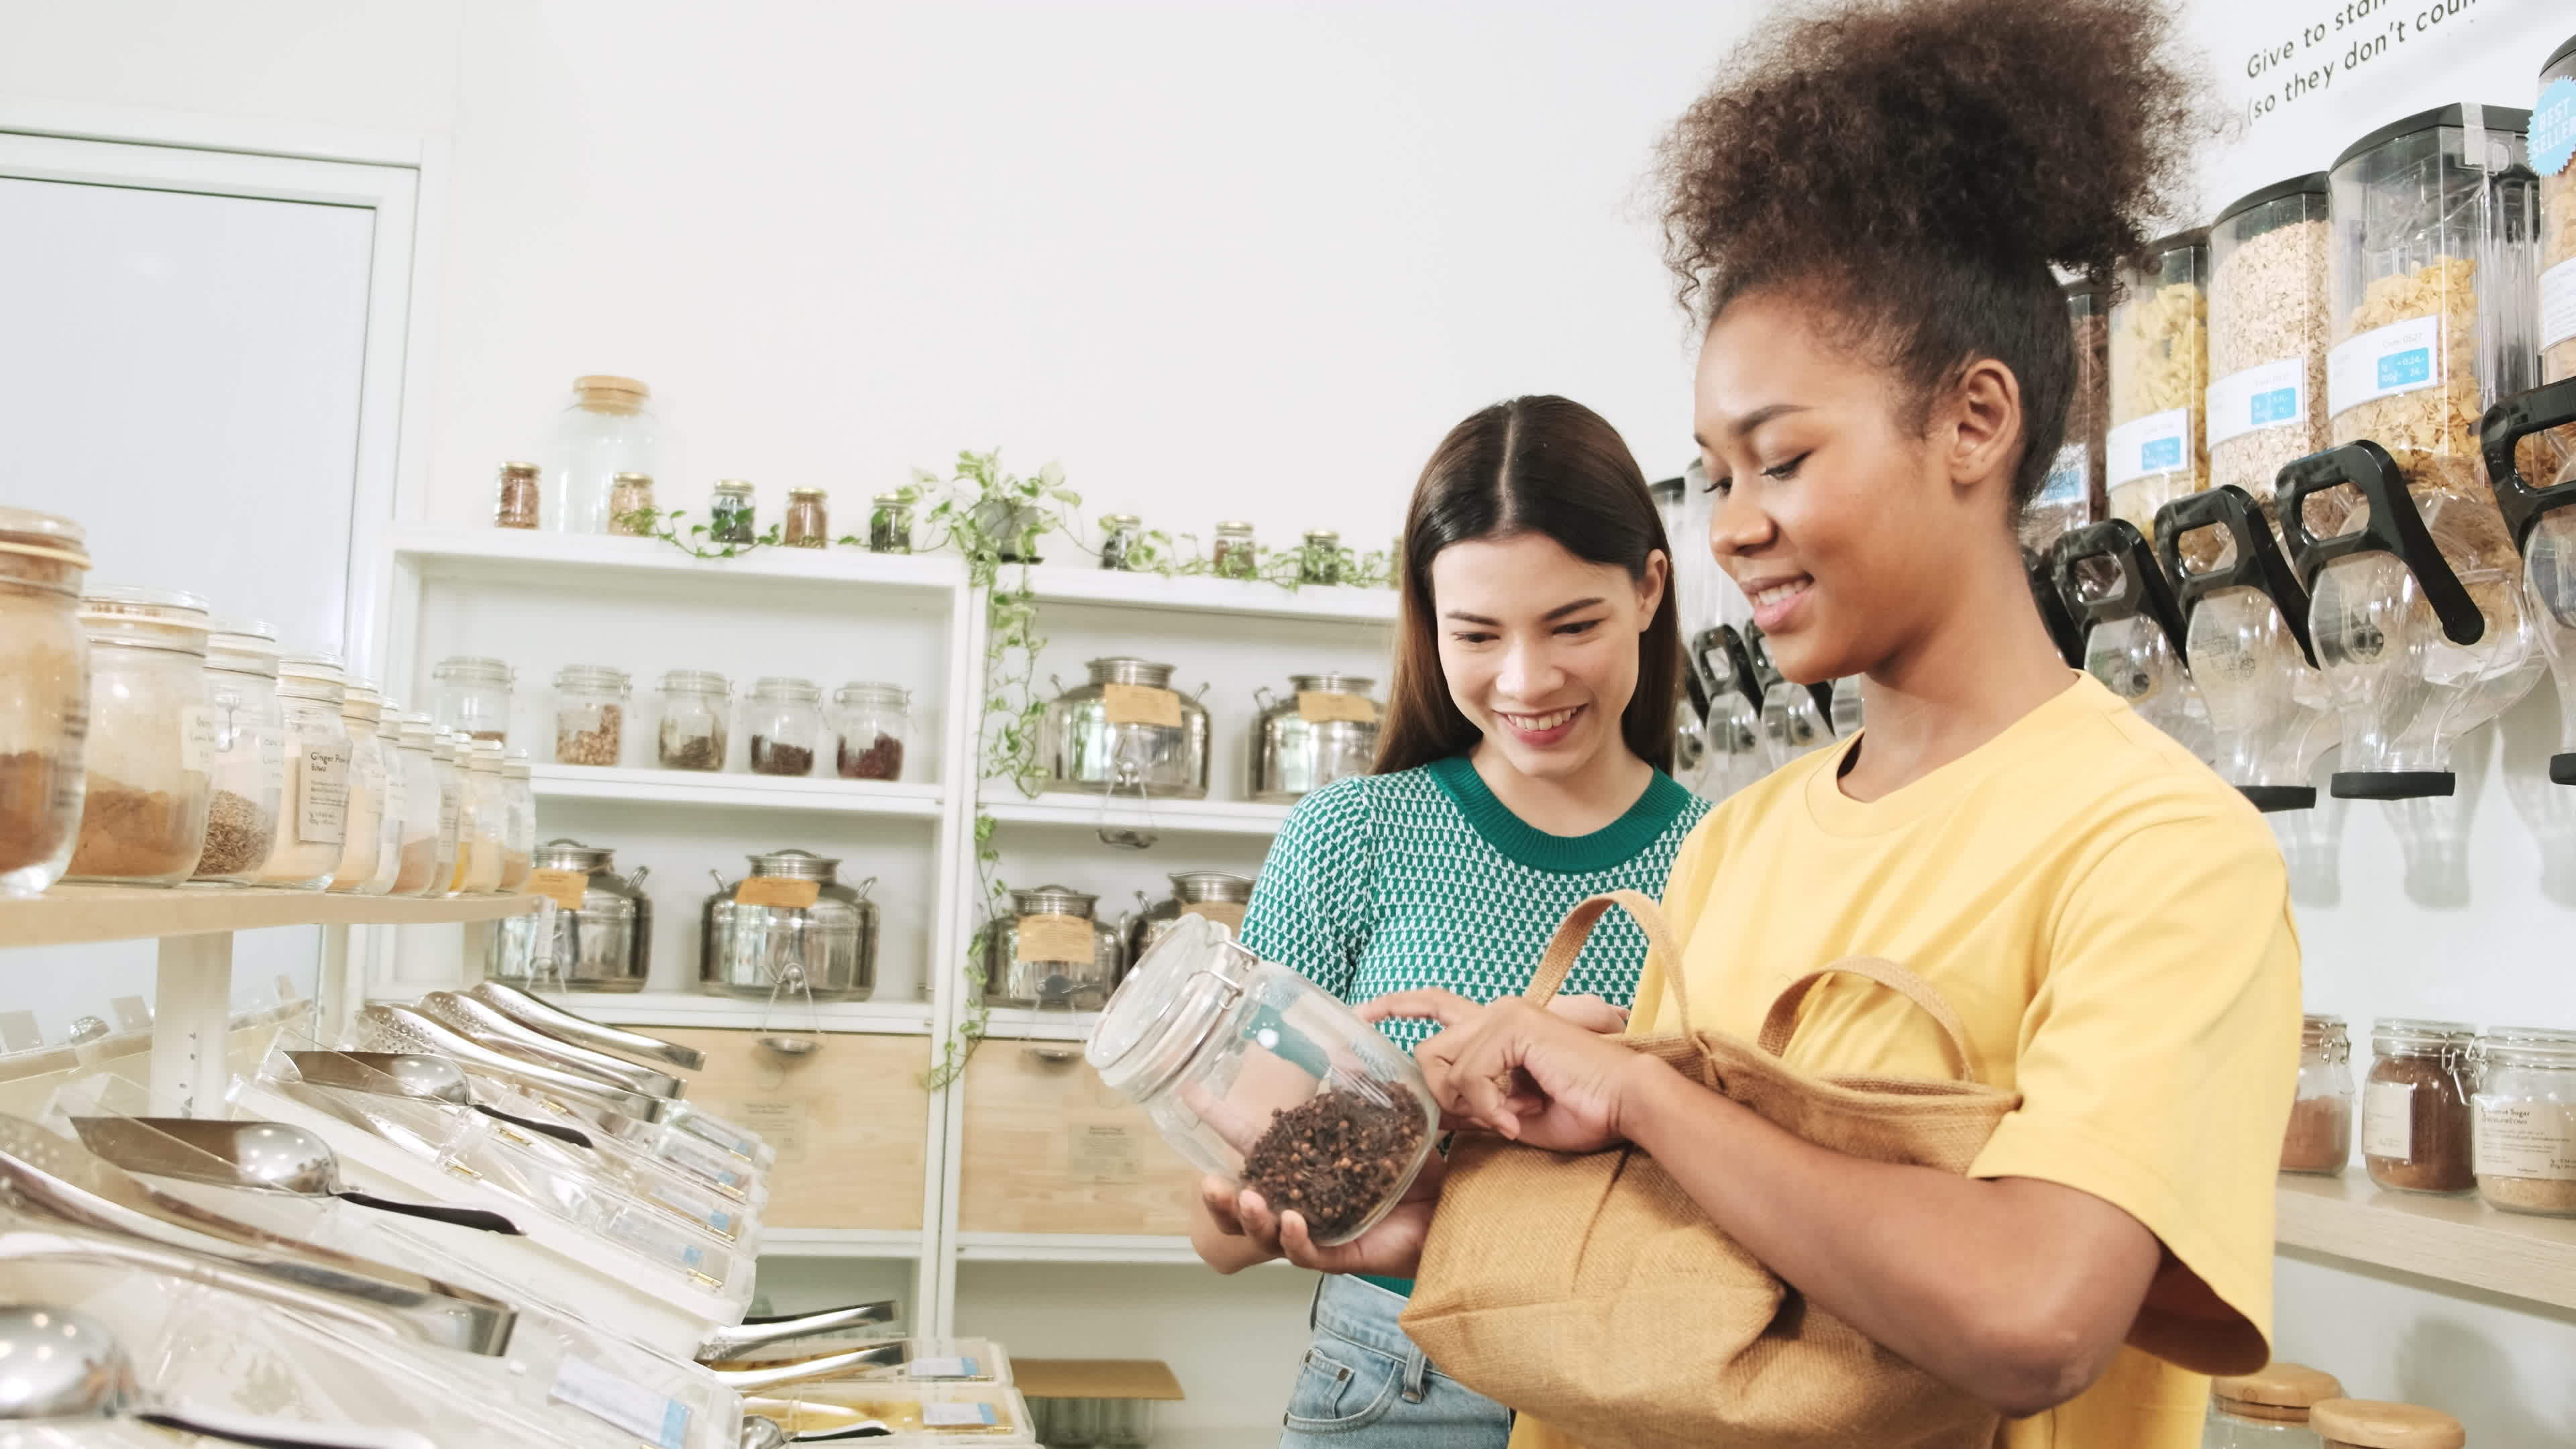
[1658,0,2210,513]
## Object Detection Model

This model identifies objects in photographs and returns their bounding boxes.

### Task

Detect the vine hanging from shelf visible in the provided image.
[614,508,786,560]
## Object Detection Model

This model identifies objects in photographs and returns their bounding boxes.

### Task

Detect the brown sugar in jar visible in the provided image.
[2282,1014,2354,1175]
[2361,1018,2475,1195]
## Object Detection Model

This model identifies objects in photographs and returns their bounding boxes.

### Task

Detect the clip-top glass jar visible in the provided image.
[784,487,829,548]
[360,706,407,895]
[0,507,90,897]
[325,678,388,893]
[451,738,507,894]
[546,374,663,534]
[655,669,730,771]
[747,677,823,776]
[553,664,629,767]
[2361,1018,2476,1194]
[2205,1362,2345,1448]
[830,682,910,781]
[255,655,353,891]
[1087,914,1439,1246]
[431,656,513,745]
[2468,1025,2576,1217]
[2310,1399,2465,1449]
[2108,228,2211,537]
[869,491,914,554]
[2282,1014,2355,1175]
[190,622,282,886]
[709,480,757,545]
[497,752,535,892]
[66,586,214,887]
[388,715,445,896]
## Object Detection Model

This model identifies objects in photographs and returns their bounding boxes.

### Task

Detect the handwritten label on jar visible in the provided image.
[1180,900,1248,932]
[1016,912,1098,963]
[528,868,589,910]
[735,875,822,909]
[2105,408,2191,488]
[2363,1079,2416,1159]
[295,741,352,845]
[550,1356,692,1449]
[2327,315,2442,416]
[1104,682,1185,729]
[2473,1100,2576,1181]
[1066,1120,1144,1183]
[2206,358,2308,447]
[1296,691,1378,724]
[176,704,217,773]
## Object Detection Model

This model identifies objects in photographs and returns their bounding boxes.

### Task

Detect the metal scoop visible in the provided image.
[696,1299,900,1361]
[356,1005,667,1121]
[417,991,686,1099]
[0,1301,437,1448]
[466,980,706,1071]
[71,1116,525,1236]
[288,1049,598,1148]
[704,1341,909,1392]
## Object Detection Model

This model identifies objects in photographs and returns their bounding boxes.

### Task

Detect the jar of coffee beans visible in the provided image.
[745,677,824,777]
[830,682,910,782]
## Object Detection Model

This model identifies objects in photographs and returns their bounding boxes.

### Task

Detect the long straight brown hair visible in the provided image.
[1376,395,1683,776]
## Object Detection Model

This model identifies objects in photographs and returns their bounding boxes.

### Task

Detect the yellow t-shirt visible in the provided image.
[1506,674,2299,1449]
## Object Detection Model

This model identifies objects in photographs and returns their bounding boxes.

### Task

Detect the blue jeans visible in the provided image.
[1278,1275,1511,1449]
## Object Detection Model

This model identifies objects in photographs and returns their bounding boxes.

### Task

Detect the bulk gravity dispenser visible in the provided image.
[2049,520,2212,761]
[2155,486,2332,809]
[1687,624,1768,800]
[1741,622,1835,768]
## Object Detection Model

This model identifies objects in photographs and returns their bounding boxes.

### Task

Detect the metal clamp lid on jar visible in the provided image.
[0,504,92,587]
[1167,871,1253,903]
[1086,912,1260,1101]
[1084,657,1177,688]
[2302,1014,2351,1059]
[1288,673,1373,695]
[555,663,633,693]
[833,682,910,708]
[278,654,350,703]
[659,668,730,694]
[2372,1017,2476,1057]
[433,656,513,685]
[76,584,213,653]
[205,621,282,679]
[1012,883,1097,917]
[751,676,822,701]
[744,847,860,885]
[2472,1025,2576,1068]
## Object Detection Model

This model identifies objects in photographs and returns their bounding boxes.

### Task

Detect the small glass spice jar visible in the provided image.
[1098,514,1144,571]
[254,655,354,891]
[607,472,656,535]
[388,715,445,896]
[449,737,506,894]
[655,669,731,771]
[745,677,823,776]
[2206,1362,2345,1448]
[868,491,914,554]
[492,462,541,530]
[783,487,829,549]
[708,480,757,545]
[423,729,466,898]
[553,664,630,767]
[1298,529,1343,586]
[191,622,284,887]
[1212,521,1257,579]
[830,682,910,781]
[498,751,535,892]
[325,677,388,893]
[66,586,215,888]
[360,704,407,895]
[2468,1026,2576,1218]
[2361,1018,2476,1195]
[0,506,91,898]
[2309,1399,2464,1449]
[430,656,513,745]
[2282,1014,2354,1175]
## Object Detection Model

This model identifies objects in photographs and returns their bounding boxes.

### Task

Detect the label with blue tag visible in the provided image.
[2534,75,2576,179]
[2035,443,2087,505]
[908,1356,980,1380]
[2106,408,2191,488]
[923,1401,1002,1428]
[2544,258,2576,353]
[551,1356,692,1449]
[2206,358,2308,447]
[2327,315,2441,415]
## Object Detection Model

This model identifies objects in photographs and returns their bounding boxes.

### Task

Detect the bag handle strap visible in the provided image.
[1523,890,1694,1028]
[1756,959,1976,1077]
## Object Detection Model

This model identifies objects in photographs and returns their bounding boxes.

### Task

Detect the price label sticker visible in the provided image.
[908,1356,980,1380]
[550,1356,692,1449]
[924,1402,1001,1428]
[528,868,589,910]
[2363,1079,2416,1159]
[1103,682,1184,729]
[1015,912,1099,963]
[735,875,822,909]
[1295,690,1378,724]
[1067,1120,1144,1183]
[296,741,352,845]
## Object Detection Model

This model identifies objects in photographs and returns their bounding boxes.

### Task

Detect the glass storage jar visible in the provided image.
[2361,1018,2477,1194]
[451,739,507,894]
[66,586,214,887]
[1039,657,1212,800]
[869,491,914,554]
[2108,228,2211,537]
[2205,1362,2345,1448]
[325,677,388,892]
[783,487,829,548]
[431,656,513,745]
[1212,521,1257,579]
[607,472,656,535]
[1299,530,1343,586]
[2209,174,2332,518]
[423,729,467,897]
[1097,513,1143,571]
[553,663,630,767]
[2025,280,2111,553]
[830,682,910,781]
[980,885,1125,1008]
[1251,674,1379,803]
[492,461,541,530]
[747,677,823,776]
[360,706,407,894]
[254,655,352,890]
[498,752,535,892]
[388,715,445,896]
[2282,1014,2355,1175]
[2310,1399,2465,1449]
[2468,1025,2576,1216]
[545,374,663,534]
[655,669,731,771]
[708,480,757,545]
[191,623,283,886]
[0,507,89,898]
[1088,913,1440,1245]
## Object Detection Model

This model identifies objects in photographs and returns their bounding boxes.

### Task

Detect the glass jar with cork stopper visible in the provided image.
[2205,1362,2345,1447]
[65,586,215,888]
[545,374,663,534]
[2361,1018,2477,1194]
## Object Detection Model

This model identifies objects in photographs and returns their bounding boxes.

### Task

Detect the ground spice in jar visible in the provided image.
[466,729,507,745]
[192,789,277,878]
[67,779,202,880]
[661,728,723,771]
[2363,1042,2473,1194]
[0,749,74,877]
[390,837,441,895]
[749,737,813,776]
[837,733,904,781]
[557,704,623,767]
[1240,1089,1427,1241]
[2281,1093,2351,1175]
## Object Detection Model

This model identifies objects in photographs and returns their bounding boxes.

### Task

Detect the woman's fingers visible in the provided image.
[1354,987,1483,1028]
[1546,994,1631,1034]
[1199,1177,1246,1236]
[1231,1188,1286,1256]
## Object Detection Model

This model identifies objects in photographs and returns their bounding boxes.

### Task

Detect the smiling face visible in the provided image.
[1429,531,1667,782]
[1693,289,2023,686]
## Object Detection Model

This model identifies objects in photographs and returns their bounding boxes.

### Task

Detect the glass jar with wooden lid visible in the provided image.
[2205,1362,2344,1447]
[547,374,662,533]
[2309,1399,2465,1449]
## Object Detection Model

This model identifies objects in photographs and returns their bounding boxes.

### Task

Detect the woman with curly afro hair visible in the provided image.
[1228,0,2302,1445]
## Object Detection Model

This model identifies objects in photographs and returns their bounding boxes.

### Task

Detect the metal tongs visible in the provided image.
[356,1004,669,1121]
[464,979,707,1072]
[416,990,689,1099]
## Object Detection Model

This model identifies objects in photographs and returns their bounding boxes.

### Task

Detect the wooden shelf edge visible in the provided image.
[2275,1169,2576,1311]
[1,885,537,949]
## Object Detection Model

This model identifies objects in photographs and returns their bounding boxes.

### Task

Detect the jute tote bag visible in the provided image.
[1399,891,2021,1449]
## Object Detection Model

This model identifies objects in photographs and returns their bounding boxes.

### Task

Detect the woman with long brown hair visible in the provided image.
[1195,394,1708,1448]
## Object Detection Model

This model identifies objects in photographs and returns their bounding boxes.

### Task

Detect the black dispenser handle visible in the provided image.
[1741,623,1833,722]
[2155,484,2318,669]
[2276,441,2484,647]
[2482,378,2576,557]
[2049,519,2192,669]
[2025,546,2086,667]
[1688,625,1763,715]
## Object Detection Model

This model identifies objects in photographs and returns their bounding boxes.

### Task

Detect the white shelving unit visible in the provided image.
[2276,1169,2576,1313]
